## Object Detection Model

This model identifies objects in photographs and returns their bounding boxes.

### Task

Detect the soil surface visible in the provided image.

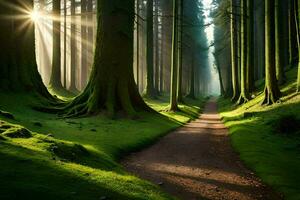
[122,99,282,200]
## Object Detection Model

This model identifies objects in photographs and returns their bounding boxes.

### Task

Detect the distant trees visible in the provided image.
[215,0,299,105]
[49,0,63,91]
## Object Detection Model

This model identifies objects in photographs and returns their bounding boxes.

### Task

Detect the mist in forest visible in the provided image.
[202,0,220,95]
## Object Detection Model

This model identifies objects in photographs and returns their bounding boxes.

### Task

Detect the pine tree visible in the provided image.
[262,0,281,104]
[61,0,151,117]
[49,0,64,91]
[169,0,179,111]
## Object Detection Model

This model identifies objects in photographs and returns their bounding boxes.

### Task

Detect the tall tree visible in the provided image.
[49,0,63,91]
[177,0,183,102]
[87,0,94,75]
[69,0,78,92]
[0,0,52,100]
[187,49,195,99]
[297,0,300,92]
[262,0,281,104]
[288,0,298,67]
[63,0,67,88]
[81,0,88,89]
[136,0,140,90]
[275,0,286,85]
[144,0,157,98]
[246,0,254,93]
[231,0,239,101]
[62,0,150,117]
[237,0,250,104]
[154,0,160,94]
[169,0,179,111]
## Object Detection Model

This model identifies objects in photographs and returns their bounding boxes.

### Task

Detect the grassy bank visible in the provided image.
[218,68,300,200]
[0,94,204,200]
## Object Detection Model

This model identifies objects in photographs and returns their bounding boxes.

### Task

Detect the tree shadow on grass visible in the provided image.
[0,141,172,200]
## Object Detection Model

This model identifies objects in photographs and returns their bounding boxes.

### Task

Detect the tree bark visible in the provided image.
[169,0,179,111]
[69,0,78,92]
[144,0,157,98]
[231,0,240,101]
[187,51,195,99]
[49,0,63,91]
[275,0,286,85]
[289,0,298,67]
[154,0,160,95]
[63,0,67,88]
[237,0,250,104]
[136,0,140,90]
[262,0,281,105]
[246,0,254,93]
[81,0,88,89]
[297,0,300,92]
[177,0,183,103]
[62,0,151,117]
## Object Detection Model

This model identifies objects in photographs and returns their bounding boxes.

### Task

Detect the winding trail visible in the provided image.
[122,99,282,200]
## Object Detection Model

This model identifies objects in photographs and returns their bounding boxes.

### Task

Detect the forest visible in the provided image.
[0,0,299,199]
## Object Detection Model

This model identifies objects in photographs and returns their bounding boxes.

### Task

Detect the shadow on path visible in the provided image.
[122,99,282,200]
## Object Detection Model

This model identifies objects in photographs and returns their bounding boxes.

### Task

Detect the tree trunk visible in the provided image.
[0,0,52,100]
[136,0,140,90]
[87,0,94,78]
[154,0,160,95]
[262,0,281,105]
[237,0,250,104]
[63,0,67,88]
[275,0,286,85]
[187,52,195,99]
[177,0,183,103]
[297,0,300,92]
[215,56,226,96]
[81,0,88,89]
[169,0,179,111]
[246,0,254,93]
[69,0,78,92]
[289,0,298,67]
[49,0,63,91]
[62,0,150,117]
[144,0,157,98]
[231,0,240,101]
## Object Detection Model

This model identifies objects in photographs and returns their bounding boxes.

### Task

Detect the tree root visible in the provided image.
[261,87,281,105]
[236,95,250,105]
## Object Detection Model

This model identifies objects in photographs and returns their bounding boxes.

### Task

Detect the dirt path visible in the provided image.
[122,99,282,200]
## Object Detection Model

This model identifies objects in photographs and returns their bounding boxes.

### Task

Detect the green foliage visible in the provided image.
[218,67,300,200]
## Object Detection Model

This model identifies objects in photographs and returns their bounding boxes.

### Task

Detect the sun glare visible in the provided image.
[30,10,40,22]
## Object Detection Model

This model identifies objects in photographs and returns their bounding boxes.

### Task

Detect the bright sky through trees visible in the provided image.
[202,0,220,95]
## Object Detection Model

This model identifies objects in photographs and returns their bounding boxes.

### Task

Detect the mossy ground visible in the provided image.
[0,93,204,200]
[218,67,300,200]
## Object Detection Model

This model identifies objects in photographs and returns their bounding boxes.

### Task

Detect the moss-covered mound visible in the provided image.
[2,127,32,138]
[49,142,90,162]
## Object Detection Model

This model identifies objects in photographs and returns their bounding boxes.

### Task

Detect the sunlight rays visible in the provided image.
[31,0,97,90]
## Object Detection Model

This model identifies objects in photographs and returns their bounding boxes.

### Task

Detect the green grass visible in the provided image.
[0,93,204,200]
[218,67,300,200]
